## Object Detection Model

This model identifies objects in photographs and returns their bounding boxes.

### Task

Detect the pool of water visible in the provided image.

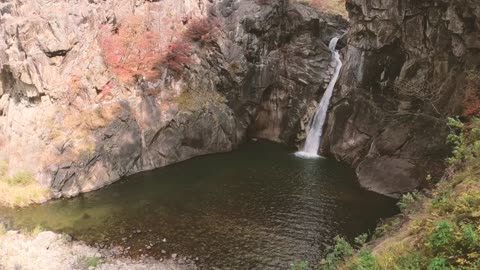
[1,141,398,269]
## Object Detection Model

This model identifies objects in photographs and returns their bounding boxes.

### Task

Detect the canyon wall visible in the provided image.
[0,0,346,201]
[324,0,480,196]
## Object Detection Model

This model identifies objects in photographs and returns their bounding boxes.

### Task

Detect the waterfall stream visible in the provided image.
[296,37,343,159]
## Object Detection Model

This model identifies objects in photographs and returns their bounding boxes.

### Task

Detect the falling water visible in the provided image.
[296,37,343,159]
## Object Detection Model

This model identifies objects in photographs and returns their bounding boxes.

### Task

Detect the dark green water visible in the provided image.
[1,141,398,269]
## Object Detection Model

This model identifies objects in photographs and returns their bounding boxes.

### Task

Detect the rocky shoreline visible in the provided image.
[0,229,196,270]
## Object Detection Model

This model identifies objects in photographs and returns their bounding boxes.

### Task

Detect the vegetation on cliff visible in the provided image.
[0,161,49,207]
[98,14,218,84]
[290,0,347,17]
[292,117,480,270]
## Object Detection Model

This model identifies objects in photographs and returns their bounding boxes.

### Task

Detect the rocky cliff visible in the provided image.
[0,0,346,204]
[324,0,480,196]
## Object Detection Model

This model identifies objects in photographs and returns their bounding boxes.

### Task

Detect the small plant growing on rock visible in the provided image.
[161,41,192,75]
[447,117,480,165]
[30,225,44,237]
[319,236,355,269]
[289,260,310,270]
[185,18,218,45]
[427,257,449,270]
[80,256,102,268]
[426,220,456,253]
[397,190,423,214]
[6,170,34,186]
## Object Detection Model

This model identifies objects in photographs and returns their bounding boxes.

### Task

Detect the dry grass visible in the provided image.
[291,0,348,17]
[0,162,49,208]
[169,87,227,112]
[0,222,6,236]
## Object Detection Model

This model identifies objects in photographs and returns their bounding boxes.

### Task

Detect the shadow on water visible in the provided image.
[0,141,398,269]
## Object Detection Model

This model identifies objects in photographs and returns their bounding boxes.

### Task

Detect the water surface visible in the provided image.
[1,141,397,269]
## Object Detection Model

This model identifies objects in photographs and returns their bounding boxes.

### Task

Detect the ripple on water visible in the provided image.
[1,141,398,269]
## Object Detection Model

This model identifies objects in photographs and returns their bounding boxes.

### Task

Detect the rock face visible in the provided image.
[0,0,346,200]
[323,0,480,196]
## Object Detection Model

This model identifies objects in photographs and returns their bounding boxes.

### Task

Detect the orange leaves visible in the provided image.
[98,14,219,84]
[98,15,163,84]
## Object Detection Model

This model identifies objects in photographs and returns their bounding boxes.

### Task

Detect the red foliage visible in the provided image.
[463,72,480,117]
[185,18,218,44]
[99,82,114,100]
[162,41,192,75]
[464,91,480,117]
[99,16,163,84]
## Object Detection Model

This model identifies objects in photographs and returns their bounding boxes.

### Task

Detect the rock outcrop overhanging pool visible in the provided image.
[1,141,398,269]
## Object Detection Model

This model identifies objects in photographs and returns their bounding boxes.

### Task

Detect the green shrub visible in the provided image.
[427,257,449,270]
[460,224,479,250]
[289,260,310,270]
[354,234,369,246]
[427,220,456,253]
[372,217,402,240]
[447,117,480,165]
[454,192,480,218]
[392,251,425,270]
[430,192,453,213]
[319,236,355,270]
[349,250,378,270]
[397,191,423,213]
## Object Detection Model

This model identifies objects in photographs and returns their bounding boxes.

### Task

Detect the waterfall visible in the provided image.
[296,37,343,159]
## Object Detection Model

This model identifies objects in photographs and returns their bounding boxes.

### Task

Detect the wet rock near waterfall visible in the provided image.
[323,0,479,196]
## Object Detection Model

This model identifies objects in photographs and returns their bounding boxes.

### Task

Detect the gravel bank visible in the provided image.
[0,230,196,270]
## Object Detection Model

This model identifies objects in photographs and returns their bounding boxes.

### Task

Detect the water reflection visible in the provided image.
[2,141,398,269]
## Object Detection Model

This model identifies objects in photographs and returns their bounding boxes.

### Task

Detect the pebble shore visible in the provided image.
[0,230,196,270]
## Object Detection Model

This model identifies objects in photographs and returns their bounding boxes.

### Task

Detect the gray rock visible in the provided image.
[323,0,478,195]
